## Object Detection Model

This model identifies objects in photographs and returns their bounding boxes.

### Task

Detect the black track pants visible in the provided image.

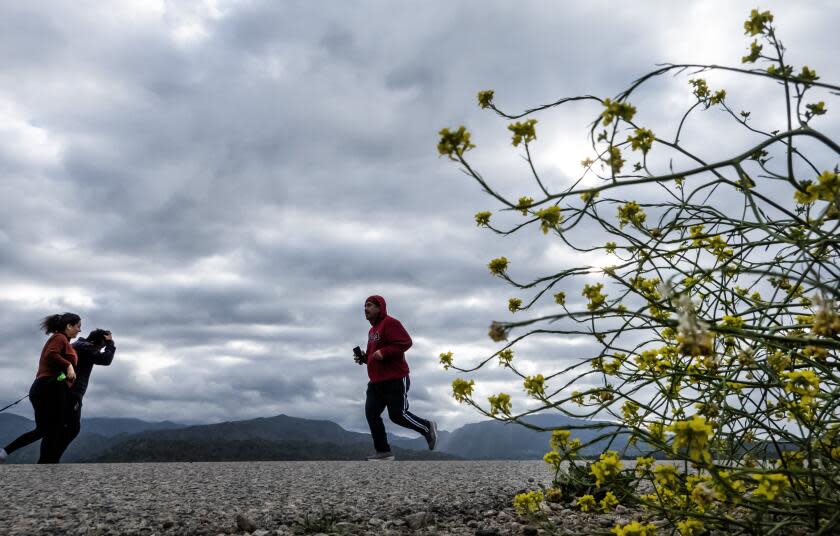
[365,376,431,453]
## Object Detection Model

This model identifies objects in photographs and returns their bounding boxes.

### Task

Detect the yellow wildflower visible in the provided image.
[550,429,571,451]
[451,379,474,403]
[487,257,508,275]
[668,416,714,464]
[477,89,494,109]
[577,494,596,511]
[474,211,492,226]
[488,393,512,416]
[590,451,623,487]
[611,521,657,536]
[601,491,619,512]
[513,490,543,515]
[508,119,537,147]
[523,374,546,397]
[437,126,475,160]
[752,473,789,500]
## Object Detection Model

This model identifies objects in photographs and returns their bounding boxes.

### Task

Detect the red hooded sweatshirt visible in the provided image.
[365,295,411,383]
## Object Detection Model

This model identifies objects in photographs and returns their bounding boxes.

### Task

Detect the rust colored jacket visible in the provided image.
[36,333,78,384]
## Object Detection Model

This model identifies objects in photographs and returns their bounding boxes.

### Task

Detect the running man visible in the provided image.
[355,295,437,461]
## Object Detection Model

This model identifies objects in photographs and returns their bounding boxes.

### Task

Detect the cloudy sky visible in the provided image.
[1,1,837,434]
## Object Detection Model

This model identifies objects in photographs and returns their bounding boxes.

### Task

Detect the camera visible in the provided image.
[353,346,367,364]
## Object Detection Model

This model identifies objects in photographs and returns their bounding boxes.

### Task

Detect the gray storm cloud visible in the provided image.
[1,0,837,432]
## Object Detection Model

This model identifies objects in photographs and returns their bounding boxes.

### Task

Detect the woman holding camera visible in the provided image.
[0,313,81,464]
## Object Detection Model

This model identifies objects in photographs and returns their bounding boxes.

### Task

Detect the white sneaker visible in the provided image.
[0,448,7,464]
[425,420,438,451]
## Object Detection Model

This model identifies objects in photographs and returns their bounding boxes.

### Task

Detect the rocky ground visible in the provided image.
[0,460,650,535]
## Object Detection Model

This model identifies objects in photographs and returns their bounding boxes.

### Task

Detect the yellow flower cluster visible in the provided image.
[488,392,512,416]
[742,39,763,63]
[487,257,509,275]
[513,490,543,515]
[508,119,537,147]
[648,422,666,442]
[794,170,839,205]
[438,351,453,369]
[752,473,789,500]
[477,89,494,109]
[798,65,819,84]
[603,356,622,375]
[583,283,608,311]
[635,456,655,475]
[617,201,647,228]
[611,520,657,536]
[806,101,827,117]
[653,464,679,490]
[676,518,704,536]
[782,370,820,403]
[688,477,716,510]
[536,205,563,234]
[451,378,474,402]
[590,450,623,487]
[553,292,566,305]
[632,276,661,301]
[577,494,596,511]
[688,79,726,105]
[498,348,514,367]
[543,450,561,468]
[580,189,599,202]
[524,374,546,397]
[744,9,773,36]
[437,126,475,160]
[601,98,637,126]
[550,429,571,451]
[668,416,714,464]
[474,211,492,226]
[516,196,534,215]
[601,491,619,511]
[627,128,655,154]
[607,146,625,174]
[812,295,840,337]
[634,346,676,374]
[721,315,745,329]
[508,297,522,313]
[622,400,640,424]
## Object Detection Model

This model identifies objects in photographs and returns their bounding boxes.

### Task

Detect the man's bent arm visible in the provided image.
[379,319,412,359]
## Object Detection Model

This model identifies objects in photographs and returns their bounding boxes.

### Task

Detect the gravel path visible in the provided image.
[2,460,603,535]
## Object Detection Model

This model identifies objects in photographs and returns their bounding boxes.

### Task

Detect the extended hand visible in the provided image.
[66,365,77,382]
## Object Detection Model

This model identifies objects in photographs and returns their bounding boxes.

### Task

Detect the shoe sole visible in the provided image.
[366,456,395,461]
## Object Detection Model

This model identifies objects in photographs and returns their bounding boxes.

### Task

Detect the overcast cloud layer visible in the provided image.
[1,1,838,434]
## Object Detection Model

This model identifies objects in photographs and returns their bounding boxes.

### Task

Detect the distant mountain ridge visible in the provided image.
[0,412,635,463]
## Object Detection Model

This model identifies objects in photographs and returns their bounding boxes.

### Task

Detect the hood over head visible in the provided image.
[365,295,387,323]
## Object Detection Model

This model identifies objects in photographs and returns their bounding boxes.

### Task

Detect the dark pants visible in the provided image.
[29,378,69,463]
[365,376,431,453]
[4,390,82,462]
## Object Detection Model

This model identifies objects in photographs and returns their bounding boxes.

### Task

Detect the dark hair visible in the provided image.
[40,313,81,335]
[86,329,110,345]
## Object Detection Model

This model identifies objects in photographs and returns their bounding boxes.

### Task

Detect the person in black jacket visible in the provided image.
[61,329,116,455]
[0,328,115,463]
